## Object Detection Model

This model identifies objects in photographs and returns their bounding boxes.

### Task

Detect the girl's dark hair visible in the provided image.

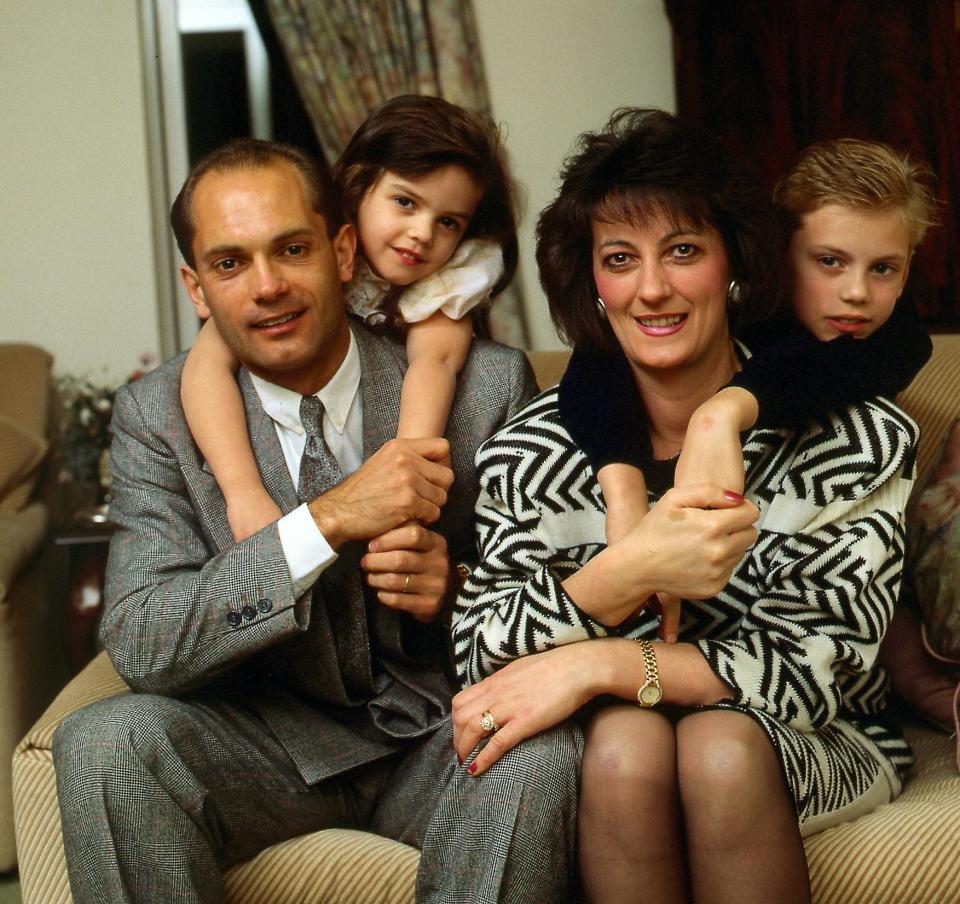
[536,108,781,352]
[334,94,519,300]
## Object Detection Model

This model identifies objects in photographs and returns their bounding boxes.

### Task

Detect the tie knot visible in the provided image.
[300,395,325,438]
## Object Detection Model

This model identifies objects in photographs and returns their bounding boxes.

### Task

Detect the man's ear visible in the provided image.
[332,223,357,284]
[180,265,211,319]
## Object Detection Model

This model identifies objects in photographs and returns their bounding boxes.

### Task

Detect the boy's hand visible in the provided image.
[226,489,283,541]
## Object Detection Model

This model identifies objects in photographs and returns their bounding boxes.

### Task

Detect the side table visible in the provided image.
[54,518,114,671]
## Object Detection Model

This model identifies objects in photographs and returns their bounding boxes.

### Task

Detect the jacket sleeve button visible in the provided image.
[257,598,273,613]
[226,611,242,628]
[241,604,257,621]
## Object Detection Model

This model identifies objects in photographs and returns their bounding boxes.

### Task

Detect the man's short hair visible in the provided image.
[775,138,938,249]
[171,138,345,268]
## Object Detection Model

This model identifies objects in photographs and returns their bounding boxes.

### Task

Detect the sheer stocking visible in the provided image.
[677,710,810,904]
[578,704,685,903]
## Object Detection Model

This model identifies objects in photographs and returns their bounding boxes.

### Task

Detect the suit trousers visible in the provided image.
[53,687,582,904]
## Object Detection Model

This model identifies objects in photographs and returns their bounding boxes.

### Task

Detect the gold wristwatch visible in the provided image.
[635,639,662,707]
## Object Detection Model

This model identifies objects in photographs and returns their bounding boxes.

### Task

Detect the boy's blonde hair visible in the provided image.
[774,138,938,249]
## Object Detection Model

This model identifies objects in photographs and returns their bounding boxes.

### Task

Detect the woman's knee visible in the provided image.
[582,705,676,788]
[676,710,783,806]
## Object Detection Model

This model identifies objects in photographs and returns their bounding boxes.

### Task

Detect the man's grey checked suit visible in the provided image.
[53,322,582,904]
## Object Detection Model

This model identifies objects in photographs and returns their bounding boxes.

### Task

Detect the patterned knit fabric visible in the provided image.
[453,385,919,827]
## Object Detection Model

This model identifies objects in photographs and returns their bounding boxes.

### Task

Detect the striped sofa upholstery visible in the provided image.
[13,337,960,903]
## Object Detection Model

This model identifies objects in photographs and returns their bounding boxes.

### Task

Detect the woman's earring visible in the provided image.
[596,297,608,320]
[726,280,746,307]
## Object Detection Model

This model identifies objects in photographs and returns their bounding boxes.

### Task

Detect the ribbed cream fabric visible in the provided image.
[223,829,418,904]
[805,725,960,904]
[897,334,960,490]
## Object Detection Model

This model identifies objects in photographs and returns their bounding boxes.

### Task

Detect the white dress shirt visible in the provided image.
[249,332,363,596]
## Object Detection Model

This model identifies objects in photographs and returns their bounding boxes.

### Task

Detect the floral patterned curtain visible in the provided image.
[265,0,528,345]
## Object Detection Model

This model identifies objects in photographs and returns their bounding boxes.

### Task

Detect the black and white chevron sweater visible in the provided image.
[453,385,919,820]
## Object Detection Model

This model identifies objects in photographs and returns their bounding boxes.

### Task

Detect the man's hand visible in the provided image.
[307,438,453,548]
[361,522,451,622]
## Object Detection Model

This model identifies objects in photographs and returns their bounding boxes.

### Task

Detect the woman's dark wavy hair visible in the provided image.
[536,108,781,352]
[334,94,519,301]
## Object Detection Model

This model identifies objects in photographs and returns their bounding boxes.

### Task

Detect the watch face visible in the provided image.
[639,683,662,706]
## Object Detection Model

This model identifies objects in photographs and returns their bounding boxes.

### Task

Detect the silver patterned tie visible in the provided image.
[297,394,372,697]
[297,395,342,503]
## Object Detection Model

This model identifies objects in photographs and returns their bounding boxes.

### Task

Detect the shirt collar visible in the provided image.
[249,330,361,436]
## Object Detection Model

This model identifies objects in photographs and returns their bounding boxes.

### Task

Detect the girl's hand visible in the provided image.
[452,641,605,776]
[226,489,283,541]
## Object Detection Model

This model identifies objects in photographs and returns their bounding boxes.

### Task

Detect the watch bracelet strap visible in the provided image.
[636,638,660,704]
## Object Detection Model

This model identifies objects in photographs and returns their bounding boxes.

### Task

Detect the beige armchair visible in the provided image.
[0,343,60,872]
[13,340,960,902]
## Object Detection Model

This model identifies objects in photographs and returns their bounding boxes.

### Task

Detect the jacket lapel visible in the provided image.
[353,324,403,459]
[238,369,300,513]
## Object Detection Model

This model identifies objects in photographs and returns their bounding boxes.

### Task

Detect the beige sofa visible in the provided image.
[0,344,58,872]
[13,337,960,902]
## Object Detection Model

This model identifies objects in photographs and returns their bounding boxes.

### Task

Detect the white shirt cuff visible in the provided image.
[278,504,337,597]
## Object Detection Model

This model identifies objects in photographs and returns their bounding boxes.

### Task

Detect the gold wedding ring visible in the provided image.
[479,710,500,733]
[403,573,411,592]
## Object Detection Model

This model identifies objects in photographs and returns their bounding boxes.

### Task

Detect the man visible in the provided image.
[53,139,580,903]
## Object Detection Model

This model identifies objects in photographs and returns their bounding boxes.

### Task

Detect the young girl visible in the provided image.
[559,137,938,639]
[181,95,518,540]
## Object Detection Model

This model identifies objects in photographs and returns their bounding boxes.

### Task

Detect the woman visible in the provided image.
[451,109,917,903]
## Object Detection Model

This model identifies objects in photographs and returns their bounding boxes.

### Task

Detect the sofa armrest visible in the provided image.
[0,502,48,605]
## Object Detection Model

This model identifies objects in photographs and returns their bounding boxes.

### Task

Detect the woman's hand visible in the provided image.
[564,483,760,626]
[452,641,607,776]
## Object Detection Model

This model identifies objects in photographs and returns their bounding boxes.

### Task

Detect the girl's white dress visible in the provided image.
[345,239,504,327]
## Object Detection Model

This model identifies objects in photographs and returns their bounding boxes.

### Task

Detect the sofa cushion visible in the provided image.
[0,502,47,604]
[15,651,960,904]
[0,344,52,513]
[0,415,47,512]
[896,333,960,490]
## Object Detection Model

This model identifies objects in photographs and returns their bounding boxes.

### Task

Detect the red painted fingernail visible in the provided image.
[468,762,477,775]
[723,491,744,503]
[456,753,463,765]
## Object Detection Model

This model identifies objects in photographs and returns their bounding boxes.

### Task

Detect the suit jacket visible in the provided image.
[101,321,536,783]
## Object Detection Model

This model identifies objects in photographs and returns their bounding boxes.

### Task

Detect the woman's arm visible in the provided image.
[181,319,281,540]
[453,634,733,774]
[397,311,473,440]
[452,399,758,685]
